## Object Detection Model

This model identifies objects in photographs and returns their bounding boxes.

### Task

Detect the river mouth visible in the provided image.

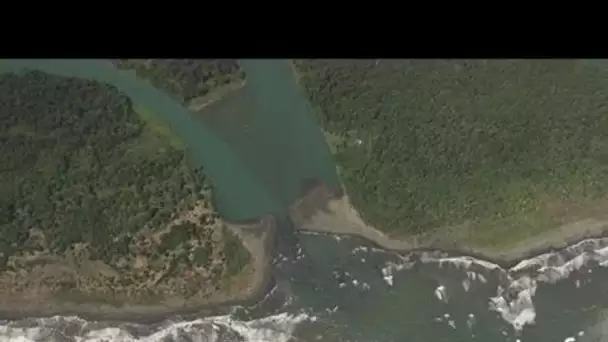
[1,227,608,341]
[0,58,339,324]
[2,59,608,341]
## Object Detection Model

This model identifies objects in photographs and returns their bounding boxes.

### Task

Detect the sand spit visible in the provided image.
[186,80,246,112]
[292,183,608,268]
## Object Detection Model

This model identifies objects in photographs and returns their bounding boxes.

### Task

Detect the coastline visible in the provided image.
[291,182,608,269]
[3,180,608,322]
[0,216,277,324]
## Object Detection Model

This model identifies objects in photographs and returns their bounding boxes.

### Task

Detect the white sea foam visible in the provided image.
[434,285,448,303]
[380,255,416,287]
[466,313,475,330]
[489,276,537,332]
[5,235,608,340]
[387,237,608,333]
[435,256,500,271]
[0,311,313,342]
[351,246,369,254]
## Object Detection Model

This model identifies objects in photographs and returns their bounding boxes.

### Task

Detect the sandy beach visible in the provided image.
[291,183,608,269]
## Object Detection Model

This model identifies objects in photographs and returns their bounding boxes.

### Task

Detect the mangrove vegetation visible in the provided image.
[294,59,608,247]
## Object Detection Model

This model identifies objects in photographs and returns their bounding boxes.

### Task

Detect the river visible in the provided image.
[0,59,279,221]
[0,59,607,342]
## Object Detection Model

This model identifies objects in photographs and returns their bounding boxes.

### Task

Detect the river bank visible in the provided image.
[187,80,246,112]
[292,182,608,269]
[0,217,277,324]
[0,59,287,324]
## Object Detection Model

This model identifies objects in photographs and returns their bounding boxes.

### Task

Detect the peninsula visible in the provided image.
[0,60,273,321]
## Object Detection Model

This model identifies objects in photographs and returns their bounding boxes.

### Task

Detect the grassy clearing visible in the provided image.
[132,104,184,150]
[222,227,251,277]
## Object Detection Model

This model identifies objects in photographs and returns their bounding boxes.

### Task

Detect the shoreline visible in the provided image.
[186,80,246,112]
[291,182,608,270]
[0,216,278,324]
[3,181,608,322]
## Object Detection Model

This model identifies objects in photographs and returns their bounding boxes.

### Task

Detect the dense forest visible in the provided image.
[0,70,250,300]
[294,60,608,244]
[112,59,244,105]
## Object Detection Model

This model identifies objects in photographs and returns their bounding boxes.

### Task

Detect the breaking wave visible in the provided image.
[4,236,608,340]
[378,237,608,333]
[0,311,313,342]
